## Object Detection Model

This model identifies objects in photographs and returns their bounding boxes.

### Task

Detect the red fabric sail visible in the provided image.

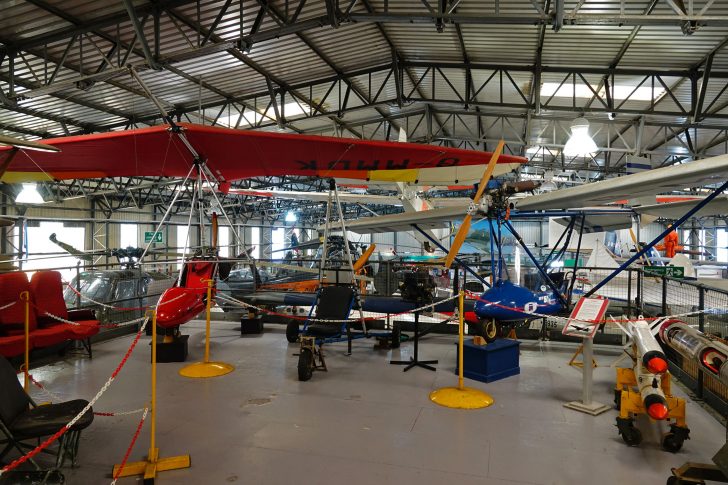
[1,123,525,182]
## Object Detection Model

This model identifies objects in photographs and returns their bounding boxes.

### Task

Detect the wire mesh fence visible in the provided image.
[4,254,728,414]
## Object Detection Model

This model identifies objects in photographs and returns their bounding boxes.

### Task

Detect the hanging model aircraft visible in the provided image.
[343,145,728,340]
[0,122,525,338]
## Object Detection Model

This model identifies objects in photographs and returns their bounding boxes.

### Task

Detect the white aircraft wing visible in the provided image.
[634,195,728,219]
[552,214,633,232]
[514,155,728,211]
[427,197,473,208]
[341,206,464,234]
[229,188,402,206]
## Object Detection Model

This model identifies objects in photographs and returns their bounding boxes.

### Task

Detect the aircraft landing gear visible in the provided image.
[474,319,498,343]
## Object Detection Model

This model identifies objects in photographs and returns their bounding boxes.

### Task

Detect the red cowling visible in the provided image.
[156,287,206,328]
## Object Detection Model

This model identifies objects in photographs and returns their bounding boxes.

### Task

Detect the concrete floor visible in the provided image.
[14,321,727,485]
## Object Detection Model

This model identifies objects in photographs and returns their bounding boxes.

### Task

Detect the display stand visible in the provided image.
[179,280,234,378]
[113,310,191,482]
[429,292,493,409]
[390,311,438,372]
[563,297,611,416]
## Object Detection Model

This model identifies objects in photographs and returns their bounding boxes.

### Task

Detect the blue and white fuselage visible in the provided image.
[473,280,562,322]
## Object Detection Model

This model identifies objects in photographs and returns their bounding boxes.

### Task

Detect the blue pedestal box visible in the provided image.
[455,338,520,383]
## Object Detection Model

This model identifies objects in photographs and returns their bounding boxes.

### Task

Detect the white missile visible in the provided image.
[627,318,670,420]
[631,319,669,375]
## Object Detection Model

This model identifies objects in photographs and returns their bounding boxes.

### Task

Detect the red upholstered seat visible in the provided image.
[29,271,100,340]
[0,272,37,336]
[31,325,72,347]
[30,271,69,326]
[0,335,29,358]
[182,261,215,292]
[65,321,100,339]
[0,271,36,335]
[0,271,98,358]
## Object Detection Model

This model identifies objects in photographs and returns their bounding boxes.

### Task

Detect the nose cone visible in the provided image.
[646,357,668,375]
[647,402,669,420]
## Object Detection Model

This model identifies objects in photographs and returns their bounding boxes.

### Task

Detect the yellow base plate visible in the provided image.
[429,387,494,409]
[113,449,190,479]
[178,361,235,378]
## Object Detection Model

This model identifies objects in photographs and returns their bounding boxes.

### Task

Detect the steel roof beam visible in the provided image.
[357,0,451,143]
[251,0,404,138]
[0,122,51,138]
[5,0,198,52]
[162,4,363,138]
[0,92,101,133]
[121,0,159,69]
[345,11,728,27]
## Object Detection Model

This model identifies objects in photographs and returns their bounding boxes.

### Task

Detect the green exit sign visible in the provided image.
[645,266,685,279]
[144,231,164,244]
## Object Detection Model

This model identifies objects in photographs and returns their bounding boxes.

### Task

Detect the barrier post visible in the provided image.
[20,291,29,392]
[179,279,234,378]
[458,291,464,391]
[113,309,191,481]
[204,278,212,364]
[429,292,494,409]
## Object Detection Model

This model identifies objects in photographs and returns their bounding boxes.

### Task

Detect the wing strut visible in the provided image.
[503,219,569,308]
[585,178,728,297]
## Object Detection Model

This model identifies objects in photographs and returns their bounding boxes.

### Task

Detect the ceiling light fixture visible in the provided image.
[15,183,44,204]
[285,211,297,222]
[563,117,598,157]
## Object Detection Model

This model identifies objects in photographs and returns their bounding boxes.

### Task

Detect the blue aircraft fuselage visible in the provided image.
[473,280,562,322]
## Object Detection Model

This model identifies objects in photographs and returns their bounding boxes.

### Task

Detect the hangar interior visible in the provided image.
[2,1,728,484]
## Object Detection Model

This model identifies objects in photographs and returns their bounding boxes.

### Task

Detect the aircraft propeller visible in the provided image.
[444,140,504,268]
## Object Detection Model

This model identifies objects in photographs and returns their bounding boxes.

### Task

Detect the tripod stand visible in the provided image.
[390,311,438,372]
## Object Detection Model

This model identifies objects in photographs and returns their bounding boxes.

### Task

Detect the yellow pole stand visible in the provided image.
[179,279,234,378]
[429,291,494,409]
[113,310,191,482]
[20,290,30,392]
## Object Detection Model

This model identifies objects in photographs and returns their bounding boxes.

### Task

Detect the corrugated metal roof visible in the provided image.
[0,0,727,169]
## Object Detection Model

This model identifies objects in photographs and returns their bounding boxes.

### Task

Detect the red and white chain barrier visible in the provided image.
[39,308,147,329]
[27,373,145,417]
[215,292,460,323]
[110,406,149,485]
[65,282,189,313]
[218,289,725,329]
[470,294,728,327]
[0,300,16,311]
[0,316,150,477]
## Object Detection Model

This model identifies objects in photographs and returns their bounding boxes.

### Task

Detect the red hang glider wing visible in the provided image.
[1,123,525,182]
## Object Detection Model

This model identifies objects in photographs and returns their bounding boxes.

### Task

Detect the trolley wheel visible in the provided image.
[298,348,313,381]
[662,433,684,453]
[286,320,300,343]
[620,425,642,446]
[666,476,693,485]
[391,324,401,349]
[483,319,498,343]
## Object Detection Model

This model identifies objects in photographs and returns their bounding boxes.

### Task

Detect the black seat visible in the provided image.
[0,356,94,468]
[306,286,356,338]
